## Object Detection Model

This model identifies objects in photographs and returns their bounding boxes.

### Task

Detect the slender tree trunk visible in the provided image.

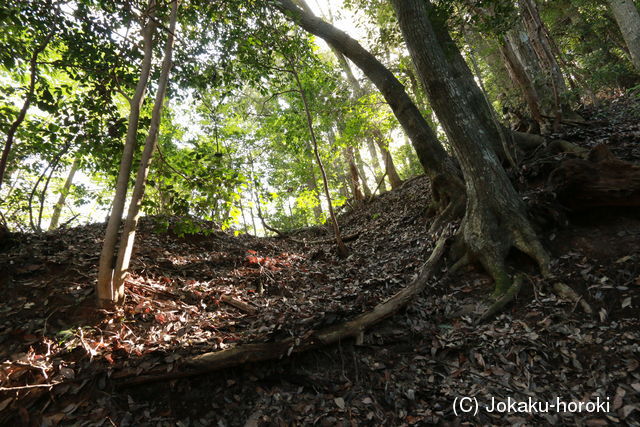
[96,2,157,307]
[305,165,323,221]
[291,66,348,257]
[331,47,403,190]
[392,0,549,295]
[367,139,387,193]
[49,157,80,230]
[239,197,249,234]
[0,34,53,190]
[518,0,567,129]
[353,148,372,197]
[344,146,364,202]
[498,35,544,131]
[609,0,640,71]
[371,129,403,189]
[28,143,70,232]
[111,0,179,303]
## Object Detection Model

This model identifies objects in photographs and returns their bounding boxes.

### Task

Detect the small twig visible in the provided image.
[220,295,258,315]
[368,171,388,200]
[0,382,61,391]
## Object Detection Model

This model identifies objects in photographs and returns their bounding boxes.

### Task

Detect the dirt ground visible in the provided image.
[1,95,640,426]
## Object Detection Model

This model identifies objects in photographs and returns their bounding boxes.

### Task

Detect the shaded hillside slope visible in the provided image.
[1,95,640,425]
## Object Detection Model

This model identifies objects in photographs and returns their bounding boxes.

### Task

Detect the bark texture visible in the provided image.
[344,146,364,202]
[392,0,549,294]
[609,0,640,71]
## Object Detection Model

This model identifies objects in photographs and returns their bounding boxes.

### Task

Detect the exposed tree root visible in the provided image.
[113,233,450,388]
[476,274,524,324]
[511,131,588,159]
[449,253,470,274]
[428,173,466,235]
[552,282,593,315]
[463,198,550,296]
[290,231,360,245]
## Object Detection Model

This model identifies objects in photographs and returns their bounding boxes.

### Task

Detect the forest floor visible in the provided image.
[1,94,640,426]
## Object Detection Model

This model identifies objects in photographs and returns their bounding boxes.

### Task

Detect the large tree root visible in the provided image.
[476,274,524,324]
[552,282,593,315]
[463,199,550,297]
[290,231,360,245]
[113,233,450,388]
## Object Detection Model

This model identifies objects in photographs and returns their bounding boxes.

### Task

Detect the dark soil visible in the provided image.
[1,95,640,426]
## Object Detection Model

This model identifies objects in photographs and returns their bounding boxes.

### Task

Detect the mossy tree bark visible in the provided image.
[392,0,550,295]
[609,0,640,71]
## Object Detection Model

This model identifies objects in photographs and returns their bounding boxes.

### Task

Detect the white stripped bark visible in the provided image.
[96,1,157,307]
[112,0,180,302]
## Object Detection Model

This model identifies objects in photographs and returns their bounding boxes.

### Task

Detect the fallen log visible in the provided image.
[548,144,640,210]
[115,233,449,388]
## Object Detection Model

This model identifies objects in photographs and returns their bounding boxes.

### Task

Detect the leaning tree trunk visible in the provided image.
[0,33,52,190]
[609,0,640,71]
[518,0,567,129]
[274,0,459,187]
[330,47,402,190]
[392,0,549,295]
[498,34,545,131]
[371,129,403,189]
[111,0,179,303]
[96,2,157,308]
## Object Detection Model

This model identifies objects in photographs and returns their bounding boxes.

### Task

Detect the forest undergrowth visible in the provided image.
[1,95,640,426]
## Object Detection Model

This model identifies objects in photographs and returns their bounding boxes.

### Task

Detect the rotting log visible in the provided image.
[114,233,449,388]
[548,144,640,210]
